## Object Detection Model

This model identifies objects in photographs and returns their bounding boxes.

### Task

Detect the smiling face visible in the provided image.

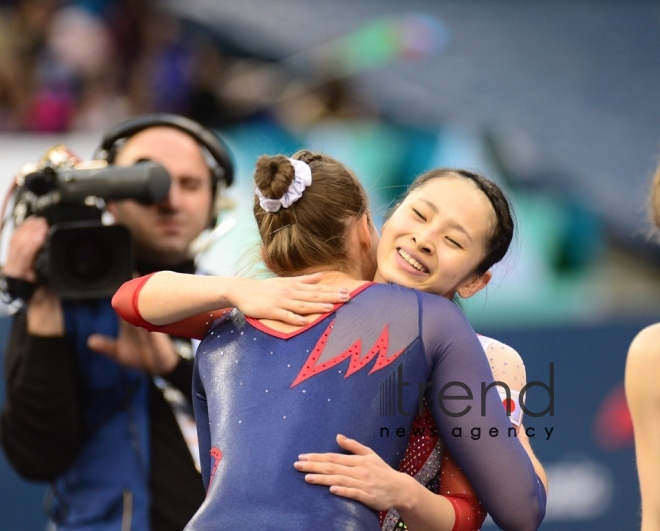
[375,174,495,299]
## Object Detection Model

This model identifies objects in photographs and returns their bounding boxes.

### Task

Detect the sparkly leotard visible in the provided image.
[381,336,527,531]
[181,283,544,530]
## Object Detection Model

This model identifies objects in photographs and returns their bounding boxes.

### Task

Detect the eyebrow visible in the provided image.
[416,198,474,243]
[136,157,207,181]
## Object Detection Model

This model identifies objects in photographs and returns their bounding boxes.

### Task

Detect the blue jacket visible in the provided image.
[47,299,152,530]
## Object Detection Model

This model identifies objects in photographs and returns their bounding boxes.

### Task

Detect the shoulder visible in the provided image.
[479,335,525,367]
[408,287,464,315]
[356,284,467,330]
[206,309,241,332]
[625,323,660,417]
[626,323,660,376]
[628,323,660,360]
[478,335,526,389]
[363,282,452,300]
[356,282,430,308]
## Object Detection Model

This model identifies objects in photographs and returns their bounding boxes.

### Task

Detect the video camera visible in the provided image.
[9,145,170,300]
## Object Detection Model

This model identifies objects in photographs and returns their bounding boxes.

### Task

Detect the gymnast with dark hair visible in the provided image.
[115,151,547,530]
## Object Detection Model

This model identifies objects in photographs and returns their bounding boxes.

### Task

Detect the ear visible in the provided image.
[457,270,492,299]
[357,213,373,251]
[353,213,378,281]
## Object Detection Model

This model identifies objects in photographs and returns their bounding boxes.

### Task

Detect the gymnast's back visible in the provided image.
[188,283,546,530]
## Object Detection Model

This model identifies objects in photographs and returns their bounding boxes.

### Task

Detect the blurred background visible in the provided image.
[0,0,658,529]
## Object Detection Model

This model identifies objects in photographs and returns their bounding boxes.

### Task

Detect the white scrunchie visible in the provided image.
[255,158,312,213]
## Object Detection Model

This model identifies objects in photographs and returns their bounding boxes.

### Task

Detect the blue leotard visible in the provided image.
[188,283,545,530]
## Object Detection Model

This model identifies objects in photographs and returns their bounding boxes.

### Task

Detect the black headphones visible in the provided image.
[95,113,235,188]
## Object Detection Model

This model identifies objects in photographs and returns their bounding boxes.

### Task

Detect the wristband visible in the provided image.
[0,273,37,304]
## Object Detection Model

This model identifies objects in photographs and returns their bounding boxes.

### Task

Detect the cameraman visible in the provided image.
[0,115,232,530]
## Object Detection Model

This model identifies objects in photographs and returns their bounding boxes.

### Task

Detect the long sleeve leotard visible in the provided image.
[381,336,527,530]
[113,278,545,530]
[114,279,546,530]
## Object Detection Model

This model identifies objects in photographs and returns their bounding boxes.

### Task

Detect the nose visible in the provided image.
[158,181,181,211]
[412,233,433,254]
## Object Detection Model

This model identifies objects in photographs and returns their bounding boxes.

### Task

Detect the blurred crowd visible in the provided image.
[0,0,374,134]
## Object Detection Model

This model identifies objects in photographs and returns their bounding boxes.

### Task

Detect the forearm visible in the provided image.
[431,361,545,527]
[114,271,351,336]
[1,313,83,480]
[112,273,232,339]
[487,338,549,493]
[26,286,64,336]
[131,272,234,325]
[519,432,548,495]
[393,472,456,531]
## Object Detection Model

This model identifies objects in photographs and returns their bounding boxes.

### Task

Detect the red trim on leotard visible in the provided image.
[245,282,375,339]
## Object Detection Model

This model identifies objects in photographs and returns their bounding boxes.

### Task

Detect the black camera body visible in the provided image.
[13,145,170,300]
[34,218,133,301]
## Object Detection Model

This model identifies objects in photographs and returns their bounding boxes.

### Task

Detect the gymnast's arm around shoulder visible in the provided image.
[112,271,351,337]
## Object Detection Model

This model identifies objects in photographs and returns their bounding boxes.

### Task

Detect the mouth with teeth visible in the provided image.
[397,248,429,274]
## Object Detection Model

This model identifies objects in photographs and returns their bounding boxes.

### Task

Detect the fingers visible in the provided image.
[281,275,351,301]
[289,301,337,315]
[294,462,379,509]
[304,475,375,508]
[295,459,368,490]
[87,334,117,357]
[294,453,376,479]
[294,284,351,302]
[296,452,357,468]
[270,303,341,325]
[304,473,362,489]
[268,309,311,326]
[295,272,324,284]
[328,485,372,506]
[4,217,49,279]
[285,290,350,309]
[336,434,372,456]
[295,461,356,480]
[294,450,393,510]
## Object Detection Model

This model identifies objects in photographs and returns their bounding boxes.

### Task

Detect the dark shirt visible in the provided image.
[0,259,205,530]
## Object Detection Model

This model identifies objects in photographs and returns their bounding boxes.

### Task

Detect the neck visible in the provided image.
[373,268,454,300]
[135,257,196,276]
[299,268,366,289]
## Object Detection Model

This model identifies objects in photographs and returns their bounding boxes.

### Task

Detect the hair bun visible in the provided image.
[254,155,295,200]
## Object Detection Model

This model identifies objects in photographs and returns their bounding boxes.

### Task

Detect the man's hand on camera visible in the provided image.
[87,319,180,376]
[3,216,49,282]
[1,217,66,334]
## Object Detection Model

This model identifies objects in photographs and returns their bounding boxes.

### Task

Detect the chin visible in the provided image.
[385,270,416,290]
[140,243,190,265]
